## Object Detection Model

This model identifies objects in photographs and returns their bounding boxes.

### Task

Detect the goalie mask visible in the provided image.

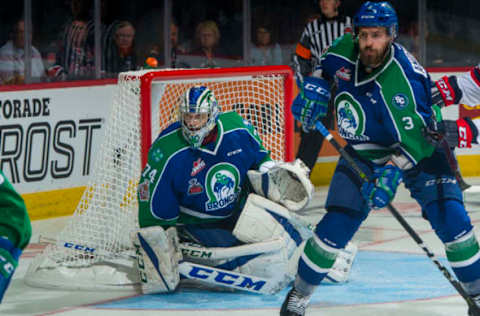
[180,86,219,148]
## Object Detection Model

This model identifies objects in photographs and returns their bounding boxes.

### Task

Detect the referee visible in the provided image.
[293,0,352,172]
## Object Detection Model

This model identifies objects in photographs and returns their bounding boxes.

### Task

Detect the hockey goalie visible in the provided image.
[133,85,358,294]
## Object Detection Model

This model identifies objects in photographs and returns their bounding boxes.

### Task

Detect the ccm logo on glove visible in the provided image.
[304,83,329,95]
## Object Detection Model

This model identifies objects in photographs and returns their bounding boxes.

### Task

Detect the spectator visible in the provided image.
[170,21,190,68]
[250,24,283,66]
[0,19,45,85]
[293,0,352,173]
[103,21,137,76]
[189,20,226,68]
[59,19,95,79]
[49,0,95,80]
[144,21,190,69]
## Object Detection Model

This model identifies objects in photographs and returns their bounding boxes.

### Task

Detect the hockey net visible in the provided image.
[25,66,294,290]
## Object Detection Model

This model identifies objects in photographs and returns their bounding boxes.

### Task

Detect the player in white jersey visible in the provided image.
[133,86,356,295]
[429,64,480,148]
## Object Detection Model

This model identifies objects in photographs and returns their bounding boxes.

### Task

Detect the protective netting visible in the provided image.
[25,67,292,290]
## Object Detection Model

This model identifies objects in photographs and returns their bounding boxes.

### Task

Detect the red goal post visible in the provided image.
[137,65,295,166]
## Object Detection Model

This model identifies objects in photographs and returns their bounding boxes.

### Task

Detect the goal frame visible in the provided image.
[138,65,295,166]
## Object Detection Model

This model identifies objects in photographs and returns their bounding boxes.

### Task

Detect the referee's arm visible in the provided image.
[292,32,313,81]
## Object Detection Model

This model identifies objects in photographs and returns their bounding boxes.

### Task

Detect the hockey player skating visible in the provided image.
[281,2,480,315]
[0,170,31,302]
[134,86,357,295]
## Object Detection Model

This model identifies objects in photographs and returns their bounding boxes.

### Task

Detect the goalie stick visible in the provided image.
[314,120,480,314]
[37,236,285,294]
[38,235,284,261]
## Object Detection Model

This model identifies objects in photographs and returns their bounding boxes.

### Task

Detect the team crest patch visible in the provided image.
[138,179,150,201]
[392,93,409,110]
[336,67,351,81]
[336,92,369,141]
[187,178,204,195]
[204,163,240,211]
[191,158,206,176]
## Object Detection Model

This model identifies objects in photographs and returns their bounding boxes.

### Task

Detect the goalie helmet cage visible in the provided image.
[25,65,294,290]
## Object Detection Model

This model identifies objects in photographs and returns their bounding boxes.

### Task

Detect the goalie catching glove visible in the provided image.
[132,226,182,294]
[247,159,314,211]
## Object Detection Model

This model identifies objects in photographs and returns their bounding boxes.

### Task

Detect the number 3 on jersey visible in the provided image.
[402,116,414,130]
[142,164,157,183]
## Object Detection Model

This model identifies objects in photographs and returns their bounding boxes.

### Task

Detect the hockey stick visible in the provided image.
[38,235,284,261]
[37,236,285,294]
[439,138,471,191]
[314,121,480,313]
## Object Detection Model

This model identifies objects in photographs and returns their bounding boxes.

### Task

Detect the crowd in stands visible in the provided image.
[0,0,478,85]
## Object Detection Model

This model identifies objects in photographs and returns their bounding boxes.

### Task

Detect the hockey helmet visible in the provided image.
[353,1,398,38]
[179,86,219,148]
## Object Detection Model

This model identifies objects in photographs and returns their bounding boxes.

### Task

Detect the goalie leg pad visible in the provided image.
[233,194,302,256]
[132,226,182,294]
[236,244,293,292]
[247,159,313,211]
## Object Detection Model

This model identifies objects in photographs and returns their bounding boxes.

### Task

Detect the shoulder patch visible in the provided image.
[138,179,150,201]
[392,93,409,110]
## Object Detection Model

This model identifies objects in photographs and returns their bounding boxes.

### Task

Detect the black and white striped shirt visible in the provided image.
[293,14,352,80]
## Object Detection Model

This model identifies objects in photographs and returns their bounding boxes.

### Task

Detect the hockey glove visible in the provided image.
[0,237,21,303]
[292,76,330,131]
[361,165,402,210]
[425,118,479,148]
[432,75,462,108]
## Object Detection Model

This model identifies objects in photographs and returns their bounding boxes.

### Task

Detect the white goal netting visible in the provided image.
[25,66,293,290]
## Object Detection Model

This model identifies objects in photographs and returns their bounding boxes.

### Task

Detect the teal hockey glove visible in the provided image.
[361,165,402,209]
[0,237,21,303]
[292,76,330,131]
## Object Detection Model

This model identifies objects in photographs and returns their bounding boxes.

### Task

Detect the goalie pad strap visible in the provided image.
[261,172,270,197]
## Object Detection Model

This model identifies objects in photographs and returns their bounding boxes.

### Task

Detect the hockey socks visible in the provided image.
[297,210,362,285]
[424,199,480,289]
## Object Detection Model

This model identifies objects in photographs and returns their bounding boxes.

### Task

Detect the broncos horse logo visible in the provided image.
[205,163,240,211]
[213,173,235,200]
[338,104,357,131]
